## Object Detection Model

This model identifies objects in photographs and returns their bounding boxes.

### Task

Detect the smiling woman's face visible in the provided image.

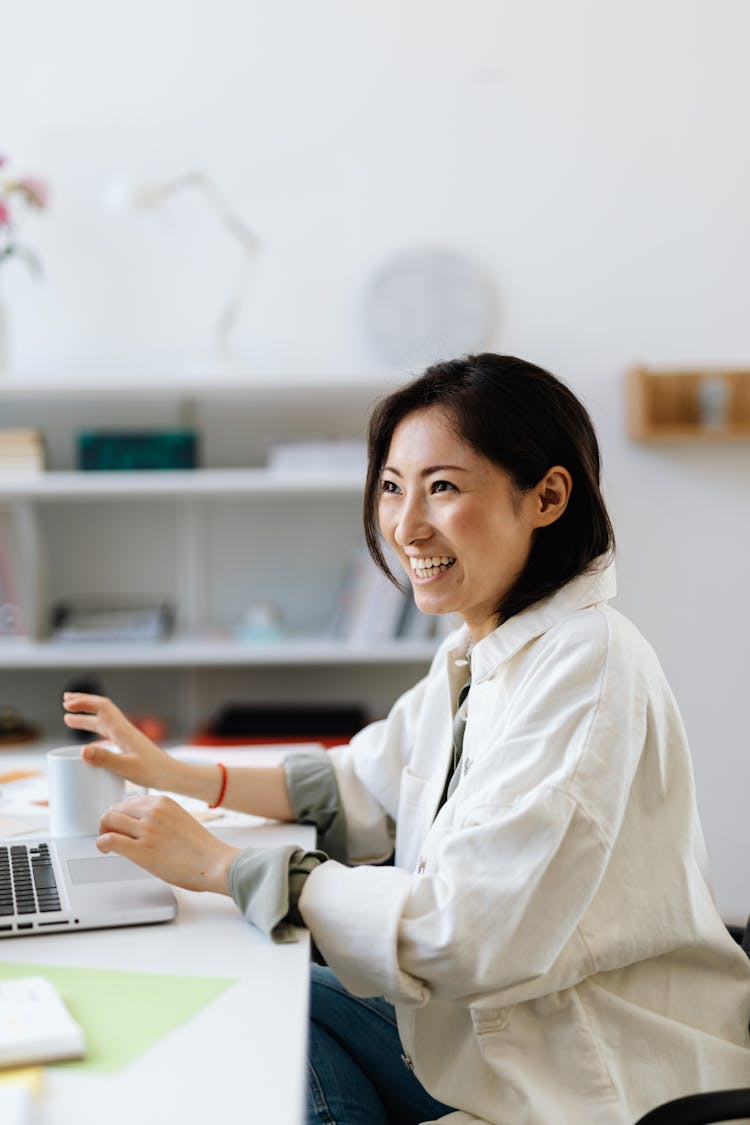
[378,407,550,643]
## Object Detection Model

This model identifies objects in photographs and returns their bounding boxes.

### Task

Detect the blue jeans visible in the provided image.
[306,964,455,1125]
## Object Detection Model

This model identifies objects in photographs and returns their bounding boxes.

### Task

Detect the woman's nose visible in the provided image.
[395,497,431,546]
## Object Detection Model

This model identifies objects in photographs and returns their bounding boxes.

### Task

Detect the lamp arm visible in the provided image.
[134,170,261,362]
[183,173,261,256]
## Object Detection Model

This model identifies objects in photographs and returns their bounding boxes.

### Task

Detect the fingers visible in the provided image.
[98,807,141,839]
[81,742,126,773]
[96,803,147,861]
[115,794,176,816]
[97,832,140,863]
[62,692,108,712]
[97,797,170,853]
[95,795,237,893]
[100,794,177,829]
[96,796,186,880]
[63,693,117,739]
[63,693,116,727]
[63,693,124,730]
[63,712,102,734]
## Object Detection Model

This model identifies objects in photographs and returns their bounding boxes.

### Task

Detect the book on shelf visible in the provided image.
[396,594,438,640]
[266,440,367,473]
[77,430,197,471]
[49,600,174,643]
[0,428,45,473]
[0,507,30,638]
[328,546,437,644]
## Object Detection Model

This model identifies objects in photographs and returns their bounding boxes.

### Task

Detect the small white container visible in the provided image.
[698,374,731,429]
[47,746,125,837]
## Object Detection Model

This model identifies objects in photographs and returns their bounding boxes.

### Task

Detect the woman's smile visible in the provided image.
[408,555,456,580]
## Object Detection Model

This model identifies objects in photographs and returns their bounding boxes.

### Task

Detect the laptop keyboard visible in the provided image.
[0,844,61,916]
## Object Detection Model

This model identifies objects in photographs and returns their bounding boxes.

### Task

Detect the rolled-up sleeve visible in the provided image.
[283,748,348,861]
[229,844,327,943]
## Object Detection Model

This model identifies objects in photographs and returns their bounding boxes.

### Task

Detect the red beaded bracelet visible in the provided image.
[208,762,228,809]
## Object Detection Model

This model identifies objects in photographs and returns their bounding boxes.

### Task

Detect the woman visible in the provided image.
[63,354,750,1125]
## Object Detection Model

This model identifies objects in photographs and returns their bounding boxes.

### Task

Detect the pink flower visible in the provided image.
[0,156,49,277]
[14,177,49,209]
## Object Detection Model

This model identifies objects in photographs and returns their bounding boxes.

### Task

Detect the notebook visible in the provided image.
[0,837,177,938]
[0,976,85,1066]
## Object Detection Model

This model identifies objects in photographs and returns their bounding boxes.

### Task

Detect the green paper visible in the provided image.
[0,962,236,1072]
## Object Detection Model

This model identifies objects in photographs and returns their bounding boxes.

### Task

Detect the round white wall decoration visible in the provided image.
[364,247,496,369]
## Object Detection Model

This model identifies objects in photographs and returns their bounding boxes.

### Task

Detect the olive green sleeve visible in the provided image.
[283,748,348,861]
[228,844,327,943]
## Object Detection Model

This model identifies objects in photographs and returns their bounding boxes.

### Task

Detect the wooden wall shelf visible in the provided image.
[627,367,750,443]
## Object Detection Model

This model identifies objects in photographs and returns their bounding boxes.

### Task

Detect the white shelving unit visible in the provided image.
[0,637,437,669]
[0,467,366,500]
[0,379,438,741]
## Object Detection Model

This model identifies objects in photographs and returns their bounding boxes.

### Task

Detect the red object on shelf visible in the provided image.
[131,715,169,742]
[189,731,351,749]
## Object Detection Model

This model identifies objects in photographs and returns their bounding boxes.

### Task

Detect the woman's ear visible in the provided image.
[534,466,572,527]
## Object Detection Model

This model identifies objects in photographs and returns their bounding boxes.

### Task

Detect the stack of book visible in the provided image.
[0,429,45,472]
[328,547,437,643]
[267,440,367,473]
[49,600,173,643]
[0,508,26,637]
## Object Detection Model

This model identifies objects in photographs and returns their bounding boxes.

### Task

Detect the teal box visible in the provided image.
[78,431,198,471]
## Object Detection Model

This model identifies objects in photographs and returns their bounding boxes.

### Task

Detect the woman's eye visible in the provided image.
[431,480,456,494]
[381,479,400,494]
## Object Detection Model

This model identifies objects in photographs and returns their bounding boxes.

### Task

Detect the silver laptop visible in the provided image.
[0,836,177,937]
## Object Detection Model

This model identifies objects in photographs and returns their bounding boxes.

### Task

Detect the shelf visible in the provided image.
[0,379,428,734]
[0,377,389,401]
[0,467,365,501]
[627,366,750,443]
[0,636,439,669]
[626,424,750,443]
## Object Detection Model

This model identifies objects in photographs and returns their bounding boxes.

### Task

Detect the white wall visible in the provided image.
[3,0,750,917]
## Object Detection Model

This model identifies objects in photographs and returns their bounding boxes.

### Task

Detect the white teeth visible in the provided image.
[409,555,455,572]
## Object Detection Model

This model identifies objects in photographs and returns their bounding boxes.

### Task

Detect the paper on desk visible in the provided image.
[0,745,324,835]
[0,816,46,838]
[0,963,236,1073]
[0,771,46,805]
[0,770,50,837]
[0,772,154,837]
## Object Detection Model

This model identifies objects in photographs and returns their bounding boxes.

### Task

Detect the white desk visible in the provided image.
[0,746,315,1125]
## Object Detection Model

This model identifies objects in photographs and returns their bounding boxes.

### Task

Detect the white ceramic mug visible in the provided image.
[47,746,126,837]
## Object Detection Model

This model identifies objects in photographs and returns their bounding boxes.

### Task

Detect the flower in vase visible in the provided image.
[0,155,50,278]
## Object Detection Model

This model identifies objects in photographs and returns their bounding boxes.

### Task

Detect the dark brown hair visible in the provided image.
[364,353,614,623]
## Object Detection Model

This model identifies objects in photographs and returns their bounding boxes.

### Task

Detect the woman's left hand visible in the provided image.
[97,795,241,894]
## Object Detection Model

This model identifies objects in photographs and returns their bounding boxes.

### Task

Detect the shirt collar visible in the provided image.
[445,553,616,685]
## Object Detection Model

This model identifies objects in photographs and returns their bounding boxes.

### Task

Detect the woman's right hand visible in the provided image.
[62,693,177,792]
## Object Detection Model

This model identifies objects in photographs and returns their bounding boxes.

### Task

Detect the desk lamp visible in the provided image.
[105,172,261,373]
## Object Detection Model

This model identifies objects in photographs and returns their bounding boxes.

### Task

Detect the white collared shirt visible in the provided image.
[299,557,750,1123]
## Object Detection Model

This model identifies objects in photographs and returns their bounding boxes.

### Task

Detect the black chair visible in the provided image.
[635,1089,750,1124]
[633,922,750,1124]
